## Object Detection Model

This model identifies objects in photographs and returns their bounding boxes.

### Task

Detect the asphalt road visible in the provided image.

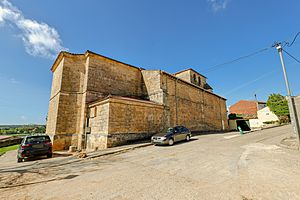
[1,125,300,200]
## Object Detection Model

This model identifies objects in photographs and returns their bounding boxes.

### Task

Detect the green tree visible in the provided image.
[267,93,289,117]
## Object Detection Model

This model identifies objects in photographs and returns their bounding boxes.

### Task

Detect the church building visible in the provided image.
[46,51,228,150]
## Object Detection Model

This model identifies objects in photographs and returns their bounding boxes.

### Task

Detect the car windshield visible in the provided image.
[25,136,50,144]
[161,127,174,133]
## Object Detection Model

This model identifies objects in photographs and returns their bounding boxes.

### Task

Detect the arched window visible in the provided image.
[193,74,196,82]
[198,77,201,86]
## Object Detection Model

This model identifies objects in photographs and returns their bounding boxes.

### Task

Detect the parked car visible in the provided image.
[151,126,192,146]
[17,135,52,162]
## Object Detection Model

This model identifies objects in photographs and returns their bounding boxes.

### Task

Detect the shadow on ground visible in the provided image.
[0,174,79,189]
[153,138,199,147]
[19,152,72,163]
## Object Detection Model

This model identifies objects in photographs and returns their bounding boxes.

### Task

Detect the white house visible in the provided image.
[257,106,279,123]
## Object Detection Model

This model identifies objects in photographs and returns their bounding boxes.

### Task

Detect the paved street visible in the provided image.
[1,125,300,200]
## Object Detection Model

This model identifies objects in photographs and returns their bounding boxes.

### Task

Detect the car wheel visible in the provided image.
[47,153,53,158]
[17,158,23,163]
[168,138,174,146]
[186,135,191,141]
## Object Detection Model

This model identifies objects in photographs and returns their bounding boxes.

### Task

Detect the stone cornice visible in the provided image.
[50,51,85,72]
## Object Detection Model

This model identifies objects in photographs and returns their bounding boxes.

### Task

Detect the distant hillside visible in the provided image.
[0,124,44,128]
[0,125,46,135]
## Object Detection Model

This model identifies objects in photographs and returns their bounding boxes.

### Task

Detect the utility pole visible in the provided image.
[275,43,300,143]
[254,94,259,112]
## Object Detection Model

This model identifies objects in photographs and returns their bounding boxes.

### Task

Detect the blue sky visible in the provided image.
[1,0,300,124]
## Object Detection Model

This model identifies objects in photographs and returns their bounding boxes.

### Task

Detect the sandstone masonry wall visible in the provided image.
[107,98,164,147]
[141,70,164,104]
[87,97,164,150]
[174,70,191,84]
[46,55,86,150]
[85,55,147,103]
[46,59,64,135]
[47,52,150,150]
[87,102,110,150]
[161,72,227,131]
[295,96,300,128]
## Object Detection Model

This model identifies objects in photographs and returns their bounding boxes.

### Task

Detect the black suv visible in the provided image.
[151,126,192,146]
[17,135,52,162]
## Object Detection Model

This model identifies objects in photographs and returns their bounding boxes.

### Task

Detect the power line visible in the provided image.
[286,32,300,47]
[276,32,300,48]
[202,32,300,73]
[203,47,271,73]
[223,69,280,96]
[282,49,300,65]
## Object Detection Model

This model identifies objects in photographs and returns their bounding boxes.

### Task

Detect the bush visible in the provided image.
[278,116,290,124]
[263,121,279,124]
[267,94,289,117]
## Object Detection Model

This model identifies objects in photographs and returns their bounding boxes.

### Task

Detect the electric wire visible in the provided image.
[223,69,280,96]
[286,32,300,47]
[203,47,271,73]
[201,32,300,73]
[282,49,300,65]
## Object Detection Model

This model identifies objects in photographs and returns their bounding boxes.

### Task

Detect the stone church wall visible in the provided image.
[46,55,87,150]
[87,97,164,150]
[85,54,147,103]
[161,72,227,131]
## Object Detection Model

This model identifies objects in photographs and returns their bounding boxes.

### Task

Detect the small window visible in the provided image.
[94,107,97,117]
[193,74,196,82]
[89,107,96,118]
[198,77,201,86]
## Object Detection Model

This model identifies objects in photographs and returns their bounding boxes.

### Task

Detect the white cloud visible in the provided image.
[207,0,230,12]
[10,77,19,84]
[0,0,67,59]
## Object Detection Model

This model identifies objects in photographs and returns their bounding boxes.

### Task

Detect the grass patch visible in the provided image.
[0,144,19,156]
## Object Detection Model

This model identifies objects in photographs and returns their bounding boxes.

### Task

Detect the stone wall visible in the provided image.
[107,97,164,147]
[161,72,227,131]
[0,136,22,148]
[87,102,110,150]
[86,69,228,152]
[174,70,191,84]
[46,54,86,150]
[85,54,147,103]
[46,58,64,135]
[294,96,300,130]
[46,51,149,150]
[142,71,228,132]
[141,70,164,104]
[174,69,207,87]
[87,97,164,149]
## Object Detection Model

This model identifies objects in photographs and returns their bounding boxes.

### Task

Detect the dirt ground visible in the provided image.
[1,125,300,200]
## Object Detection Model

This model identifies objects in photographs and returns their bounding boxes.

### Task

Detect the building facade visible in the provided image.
[46,51,228,151]
[257,107,279,124]
[228,100,280,130]
[229,100,267,119]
